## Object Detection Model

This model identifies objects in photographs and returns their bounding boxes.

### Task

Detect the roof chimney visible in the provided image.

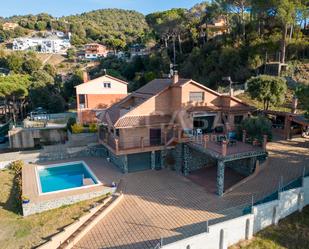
[103,69,107,75]
[172,70,179,84]
[83,71,89,83]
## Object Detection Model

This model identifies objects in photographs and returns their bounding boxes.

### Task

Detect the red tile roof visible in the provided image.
[99,77,255,128]
[114,115,173,128]
[101,78,178,126]
[187,105,256,113]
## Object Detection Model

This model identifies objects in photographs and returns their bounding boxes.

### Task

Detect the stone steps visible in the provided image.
[57,193,123,249]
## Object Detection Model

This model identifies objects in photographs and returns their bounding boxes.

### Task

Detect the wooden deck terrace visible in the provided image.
[187,135,267,161]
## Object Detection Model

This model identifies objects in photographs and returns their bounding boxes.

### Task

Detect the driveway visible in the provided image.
[74,137,309,249]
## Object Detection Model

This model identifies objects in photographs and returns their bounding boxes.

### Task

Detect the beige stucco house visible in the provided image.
[97,72,256,173]
[76,73,128,124]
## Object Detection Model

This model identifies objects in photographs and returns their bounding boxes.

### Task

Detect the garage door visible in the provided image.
[128,152,151,173]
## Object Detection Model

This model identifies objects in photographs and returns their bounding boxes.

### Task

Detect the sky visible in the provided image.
[0,0,204,17]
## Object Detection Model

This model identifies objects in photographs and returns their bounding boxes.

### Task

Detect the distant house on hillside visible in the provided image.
[75,72,128,124]
[212,16,227,27]
[12,32,71,54]
[202,16,229,38]
[130,44,150,59]
[2,22,19,31]
[84,43,110,60]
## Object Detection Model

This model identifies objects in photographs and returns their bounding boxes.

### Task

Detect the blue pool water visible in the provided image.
[38,162,98,193]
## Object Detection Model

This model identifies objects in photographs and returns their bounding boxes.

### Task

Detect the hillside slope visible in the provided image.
[0,9,150,46]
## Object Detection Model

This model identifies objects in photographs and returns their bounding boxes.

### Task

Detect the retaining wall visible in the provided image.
[161,176,309,249]
[23,187,115,216]
[67,131,98,147]
[161,214,254,249]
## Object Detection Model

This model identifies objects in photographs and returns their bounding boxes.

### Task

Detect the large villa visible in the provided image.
[2,71,309,249]
[97,72,267,195]
[1,2,309,249]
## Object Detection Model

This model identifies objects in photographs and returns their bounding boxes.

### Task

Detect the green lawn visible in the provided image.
[0,169,106,249]
[231,206,309,249]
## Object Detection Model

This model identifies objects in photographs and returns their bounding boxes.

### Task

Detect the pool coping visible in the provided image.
[35,160,102,196]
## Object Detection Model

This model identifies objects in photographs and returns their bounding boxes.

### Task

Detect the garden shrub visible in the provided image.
[238,115,272,143]
[9,160,23,175]
[67,117,76,132]
[89,123,98,133]
[71,123,84,134]
[8,160,24,207]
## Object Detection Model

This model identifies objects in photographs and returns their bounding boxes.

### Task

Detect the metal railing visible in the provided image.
[243,166,308,215]
[100,132,166,152]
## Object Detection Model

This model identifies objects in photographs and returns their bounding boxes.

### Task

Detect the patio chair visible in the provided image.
[227,131,237,146]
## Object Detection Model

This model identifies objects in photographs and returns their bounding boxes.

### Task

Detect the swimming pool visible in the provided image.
[36,161,101,194]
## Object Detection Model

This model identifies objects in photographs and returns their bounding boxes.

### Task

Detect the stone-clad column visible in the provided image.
[183,144,190,176]
[123,155,128,174]
[217,160,225,196]
[161,150,166,169]
[151,151,155,170]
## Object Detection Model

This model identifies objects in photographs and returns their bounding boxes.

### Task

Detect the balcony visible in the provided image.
[187,134,267,160]
[99,130,176,155]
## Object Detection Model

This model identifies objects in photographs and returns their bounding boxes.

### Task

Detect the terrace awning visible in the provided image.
[290,115,309,127]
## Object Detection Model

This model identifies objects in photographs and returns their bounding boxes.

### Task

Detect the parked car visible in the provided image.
[29,107,48,121]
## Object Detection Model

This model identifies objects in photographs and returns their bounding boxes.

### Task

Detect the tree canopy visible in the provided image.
[296,85,309,117]
[246,75,287,110]
[239,115,273,142]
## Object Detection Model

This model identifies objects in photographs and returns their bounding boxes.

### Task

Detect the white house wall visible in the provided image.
[162,176,309,249]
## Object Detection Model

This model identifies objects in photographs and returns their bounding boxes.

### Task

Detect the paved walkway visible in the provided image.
[74,138,309,249]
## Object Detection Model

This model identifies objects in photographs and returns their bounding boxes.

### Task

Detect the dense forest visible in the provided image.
[0,0,308,122]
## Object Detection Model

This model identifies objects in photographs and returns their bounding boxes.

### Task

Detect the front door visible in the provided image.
[149,128,161,146]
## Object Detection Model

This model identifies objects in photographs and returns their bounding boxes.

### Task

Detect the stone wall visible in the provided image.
[187,146,216,172]
[67,131,98,147]
[38,145,108,162]
[108,151,127,173]
[166,144,216,174]
[23,187,115,216]
[167,144,183,172]
[226,157,256,176]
